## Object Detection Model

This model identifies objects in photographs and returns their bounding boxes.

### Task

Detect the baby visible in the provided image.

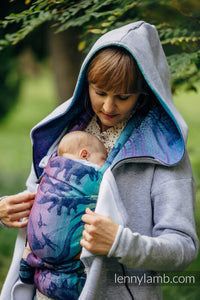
[19,131,107,300]
[57,130,107,167]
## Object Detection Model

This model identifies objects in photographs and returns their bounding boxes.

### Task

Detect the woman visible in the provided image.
[0,21,198,300]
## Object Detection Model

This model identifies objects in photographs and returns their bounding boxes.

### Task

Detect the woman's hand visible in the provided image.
[0,193,35,228]
[80,208,118,255]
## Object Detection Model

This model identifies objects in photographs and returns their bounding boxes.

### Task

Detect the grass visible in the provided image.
[0,68,199,298]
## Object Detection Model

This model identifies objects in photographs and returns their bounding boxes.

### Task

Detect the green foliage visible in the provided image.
[0,0,200,92]
[0,48,21,121]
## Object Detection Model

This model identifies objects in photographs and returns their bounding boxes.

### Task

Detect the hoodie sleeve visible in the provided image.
[108,153,199,271]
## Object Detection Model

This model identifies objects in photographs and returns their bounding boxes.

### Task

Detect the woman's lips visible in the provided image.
[102,112,117,119]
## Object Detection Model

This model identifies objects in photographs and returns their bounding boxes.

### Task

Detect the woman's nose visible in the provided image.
[103,96,116,113]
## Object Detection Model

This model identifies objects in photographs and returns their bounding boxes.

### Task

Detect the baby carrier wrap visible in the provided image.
[27,156,102,299]
[25,115,135,300]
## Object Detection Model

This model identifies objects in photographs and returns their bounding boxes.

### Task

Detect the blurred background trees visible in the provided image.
[0,1,200,297]
[0,0,199,118]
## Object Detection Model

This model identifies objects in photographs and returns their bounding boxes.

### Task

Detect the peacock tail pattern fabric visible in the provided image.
[26,122,132,300]
[27,157,102,299]
[28,157,102,261]
[111,104,184,167]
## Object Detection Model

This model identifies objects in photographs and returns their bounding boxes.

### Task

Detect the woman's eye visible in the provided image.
[118,95,129,100]
[96,91,106,96]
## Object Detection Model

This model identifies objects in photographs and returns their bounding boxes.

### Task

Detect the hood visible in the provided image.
[31,21,186,177]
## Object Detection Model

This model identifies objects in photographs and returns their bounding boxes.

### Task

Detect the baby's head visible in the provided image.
[57,131,107,167]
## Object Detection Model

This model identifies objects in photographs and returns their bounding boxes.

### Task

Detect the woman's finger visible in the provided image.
[7,209,32,222]
[0,193,35,228]
[82,208,102,224]
[11,218,29,228]
[9,193,36,204]
[84,223,90,232]
[80,239,92,251]
[82,229,93,242]
[85,207,96,215]
[7,200,34,214]
[82,213,95,224]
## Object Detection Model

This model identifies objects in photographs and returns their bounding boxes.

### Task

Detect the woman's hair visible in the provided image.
[85,46,153,116]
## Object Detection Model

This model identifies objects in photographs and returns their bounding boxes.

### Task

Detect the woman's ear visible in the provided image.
[79,148,89,160]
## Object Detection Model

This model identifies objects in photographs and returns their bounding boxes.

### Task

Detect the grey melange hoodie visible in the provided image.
[78,21,199,300]
[0,21,198,300]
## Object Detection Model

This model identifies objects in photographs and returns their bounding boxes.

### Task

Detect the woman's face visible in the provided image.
[89,84,140,132]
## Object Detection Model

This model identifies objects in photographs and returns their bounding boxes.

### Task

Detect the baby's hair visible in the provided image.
[57,131,103,156]
[85,46,153,116]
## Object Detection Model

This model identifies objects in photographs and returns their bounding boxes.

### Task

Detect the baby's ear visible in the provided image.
[79,148,89,160]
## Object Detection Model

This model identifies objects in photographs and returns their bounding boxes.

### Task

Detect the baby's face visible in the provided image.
[89,141,108,167]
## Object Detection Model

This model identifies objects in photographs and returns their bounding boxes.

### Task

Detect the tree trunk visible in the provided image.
[48,26,85,103]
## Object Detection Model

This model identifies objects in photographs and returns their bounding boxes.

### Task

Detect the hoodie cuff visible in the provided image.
[107,225,124,258]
